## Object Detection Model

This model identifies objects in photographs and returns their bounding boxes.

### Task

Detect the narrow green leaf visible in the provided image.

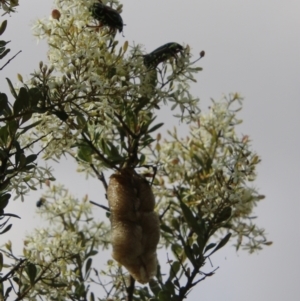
[15,87,30,114]
[28,87,42,106]
[215,207,232,223]
[149,279,161,297]
[207,233,232,256]
[86,250,98,257]
[0,252,3,271]
[85,258,92,277]
[2,213,20,219]
[0,224,12,235]
[0,20,7,36]
[4,286,12,298]
[168,261,180,280]
[0,193,10,210]
[160,224,173,234]
[0,92,10,116]
[6,77,18,99]
[0,40,9,47]
[90,292,95,301]
[77,145,92,163]
[148,122,164,134]
[18,153,26,169]
[19,120,42,135]
[0,178,10,191]
[20,113,32,125]
[183,244,195,265]
[179,199,203,235]
[204,243,216,254]
[8,119,17,136]
[25,154,37,165]
[26,263,37,285]
[0,48,10,59]
[158,290,171,301]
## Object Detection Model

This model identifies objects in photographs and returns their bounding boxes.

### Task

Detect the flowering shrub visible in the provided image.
[0,1,270,300]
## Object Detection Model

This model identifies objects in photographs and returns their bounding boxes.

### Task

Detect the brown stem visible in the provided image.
[126,276,135,301]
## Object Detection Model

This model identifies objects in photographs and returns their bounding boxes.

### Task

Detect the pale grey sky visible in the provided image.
[2,0,300,300]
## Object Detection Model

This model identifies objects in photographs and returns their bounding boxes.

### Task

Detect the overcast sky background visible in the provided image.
[2,0,300,300]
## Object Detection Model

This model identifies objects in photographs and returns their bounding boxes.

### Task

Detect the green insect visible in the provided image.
[88,2,123,33]
[143,42,184,68]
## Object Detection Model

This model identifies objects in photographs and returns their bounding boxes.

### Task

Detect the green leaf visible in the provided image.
[158,290,171,301]
[74,110,86,128]
[0,224,12,235]
[0,20,7,36]
[164,280,175,295]
[90,292,95,301]
[77,145,92,163]
[207,233,232,256]
[149,279,161,297]
[4,286,12,298]
[6,78,17,99]
[85,258,92,277]
[160,224,173,234]
[86,250,98,257]
[171,243,182,257]
[2,213,20,219]
[0,193,10,210]
[25,154,37,165]
[0,126,9,144]
[183,244,195,265]
[0,48,10,59]
[204,243,216,254]
[8,119,17,136]
[179,199,203,235]
[0,40,9,47]
[148,122,164,134]
[0,178,10,191]
[215,207,232,223]
[26,263,37,285]
[13,87,29,115]
[20,113,32,125]
[0,252,3,271]
[28,87,42,107]
[0,93,11,116]
[19,120,42,135]
[168,261,180,280]
[18,153,26,169]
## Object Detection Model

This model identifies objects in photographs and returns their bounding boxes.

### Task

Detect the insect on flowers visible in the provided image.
[88,1,124,34]
[143,42,184,69]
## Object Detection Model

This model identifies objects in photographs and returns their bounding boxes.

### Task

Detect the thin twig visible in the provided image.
[89,200,110,212]
[0,50,22,71]
[90,163,108,190]
[0,258,26,283]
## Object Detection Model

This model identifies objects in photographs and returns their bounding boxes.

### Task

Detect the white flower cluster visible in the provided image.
[28,0,203,162]
[148,94,268,253]
[20,184,110,299]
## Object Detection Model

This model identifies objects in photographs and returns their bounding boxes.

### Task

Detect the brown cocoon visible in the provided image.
[107,168,160,284]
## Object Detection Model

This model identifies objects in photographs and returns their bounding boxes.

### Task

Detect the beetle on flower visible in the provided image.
[88,1,123,34]
[143,42,184,69]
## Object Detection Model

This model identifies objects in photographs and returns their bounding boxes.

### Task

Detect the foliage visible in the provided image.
[0,0,271,300]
